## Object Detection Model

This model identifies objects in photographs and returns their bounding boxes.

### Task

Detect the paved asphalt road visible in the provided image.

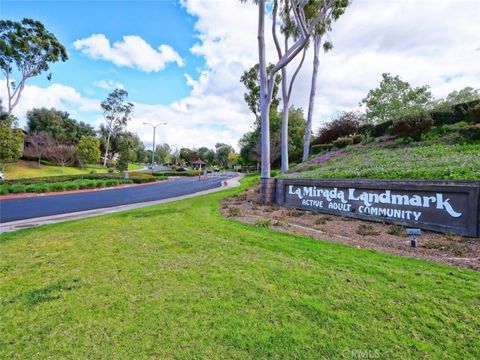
[0,176,231,223]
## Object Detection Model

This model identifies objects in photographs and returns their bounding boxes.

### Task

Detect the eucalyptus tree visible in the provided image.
[100,89,134,167]
[273,0,308,173]
[0,18,67,115]
[240,63,281,126]
[303,0,349,161]
[248,0,342,201]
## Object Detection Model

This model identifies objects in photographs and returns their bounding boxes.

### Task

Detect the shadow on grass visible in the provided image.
[24,278,81,306]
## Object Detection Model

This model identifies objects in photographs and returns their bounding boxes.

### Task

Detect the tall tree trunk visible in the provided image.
[258,0,270,180]
[103,132,111,167]
[303,34,322,162]
[280,66,289,174]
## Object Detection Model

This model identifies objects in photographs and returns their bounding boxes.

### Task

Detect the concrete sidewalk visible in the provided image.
[0,175,243,234]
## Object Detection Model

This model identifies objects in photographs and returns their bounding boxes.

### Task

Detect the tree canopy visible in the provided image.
[26,107,95,144]
[77,136,101,169]
[0,18,67,114]
[361,73,433,124]
[240,63,281,123]
[444,87,480,106]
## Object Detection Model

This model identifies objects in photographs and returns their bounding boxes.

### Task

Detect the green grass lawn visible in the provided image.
[1,176,479,359]
[286,141,480,180]
[3,160,144,179]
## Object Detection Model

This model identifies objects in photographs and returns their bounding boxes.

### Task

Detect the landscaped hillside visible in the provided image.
[286,126,480,181]
[286,140,480,180]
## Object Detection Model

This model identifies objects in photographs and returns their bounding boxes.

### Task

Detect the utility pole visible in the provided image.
[143,122,167,168]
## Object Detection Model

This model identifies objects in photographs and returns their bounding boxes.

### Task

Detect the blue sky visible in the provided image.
[1,0,479,149]
[1,0,203,105]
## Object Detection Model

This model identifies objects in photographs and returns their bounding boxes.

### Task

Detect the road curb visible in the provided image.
[0,175,243,233]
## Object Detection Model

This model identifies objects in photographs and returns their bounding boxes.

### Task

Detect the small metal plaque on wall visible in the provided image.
[275,179,480,237]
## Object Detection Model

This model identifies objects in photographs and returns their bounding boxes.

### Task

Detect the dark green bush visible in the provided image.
[130,176,155,184]
[430,110,455,126]
[10,185,27,194]
[351,134,363,144]
[392,112,433,141]
[64,183,79,191]
[25,185,39,193]
[311,143,334,154]
[50,183,65,192]
[358,124,375,136]
[78,183,88,190]
[2,173,124,186]
[152,171,200,177]
[465,103,480,124]
[459,124,480,142]
[333,137,354,149]
[372,120,393,137]
[36,185,49,193]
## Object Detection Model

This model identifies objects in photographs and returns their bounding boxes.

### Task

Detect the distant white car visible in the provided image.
[0,171,4,181]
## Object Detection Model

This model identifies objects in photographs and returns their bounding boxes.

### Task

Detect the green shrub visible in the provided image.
[89,169,97,175]
[392,111,433,141]
[387,224,406,236]
[106,160,116,168]
[36,185,49,193]
[0,187,9,195]
[358,124,375,136]
[459,124,480,142]
[465,103,480,124]
[0,173,122,186]
[130,176,155,184]
[333,137,354,149]
[372,120,393,137]
[25,185,39,193]
[50,183,65,192]
[152,171,200,177]
[356,224,380,236]
[430,110,455,126]
[351,134,363,144]
[10,185,27,194]
[311,143,334,154]
[64,183,79,191]
[254,218,271,228]
[105,179,119,187]
[78,183,88,190]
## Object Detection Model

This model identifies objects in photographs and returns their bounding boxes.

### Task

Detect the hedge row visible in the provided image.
[0,179,127,195]
[151,170,200,177]
[1,171,169,185]
[0,175,167,195]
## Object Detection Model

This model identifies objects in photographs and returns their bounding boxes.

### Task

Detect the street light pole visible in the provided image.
[143,122,167,168]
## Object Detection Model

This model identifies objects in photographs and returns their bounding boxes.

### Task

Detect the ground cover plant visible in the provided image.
[1,176,479,358]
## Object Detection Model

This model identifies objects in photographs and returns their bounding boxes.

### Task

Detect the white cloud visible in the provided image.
[3,0,480,152]
[180,0,480,134]
[73,34,184,72]
[0,83,100,122]
[93,79,125,90]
